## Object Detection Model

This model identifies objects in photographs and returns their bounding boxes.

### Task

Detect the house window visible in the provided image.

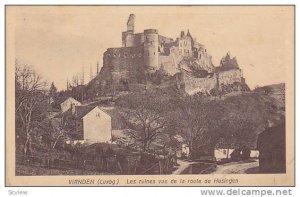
[96,112,101,117]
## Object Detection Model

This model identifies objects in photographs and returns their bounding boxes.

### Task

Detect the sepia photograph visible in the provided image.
[5,5,294,186]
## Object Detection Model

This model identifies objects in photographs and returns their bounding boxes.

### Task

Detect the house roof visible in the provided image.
[54,108,71,118]
[54,104,112,120]
[75,105,96,119]
[53,105,94,119]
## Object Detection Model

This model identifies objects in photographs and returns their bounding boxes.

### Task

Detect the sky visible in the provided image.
[8,6,294,90]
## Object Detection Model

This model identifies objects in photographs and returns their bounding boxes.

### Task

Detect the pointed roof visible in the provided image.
[186,29,195,46]
[186,29,192,38]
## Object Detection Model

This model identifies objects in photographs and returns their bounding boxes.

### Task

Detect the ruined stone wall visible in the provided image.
[122,32,144,47]
[102,45,145,86]
[192,47,214,72]
[218,69,242,85]
[134,33,145,46]
[158,54,179,76]
[159,35,174,44]
[183,72,217,95]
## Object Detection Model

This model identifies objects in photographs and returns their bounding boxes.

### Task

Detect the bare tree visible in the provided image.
[35,118,70,150]
[117,91,168,152]
[15,61,47,155]
[173,95,227,159]
[122,107,166,152]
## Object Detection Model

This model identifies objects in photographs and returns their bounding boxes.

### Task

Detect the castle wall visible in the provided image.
[103,45,145,86]
[134,33,145,46]
[124,31,135,47]
[191,53,215,73]
[122,32,145,47]
[159,54,179,76]
[159,35,174,44]
[218,69,242,85]
[183,73,217,95]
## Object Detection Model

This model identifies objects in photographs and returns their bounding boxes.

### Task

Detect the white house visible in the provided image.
[75,106,112,144]
[60,97,82,113]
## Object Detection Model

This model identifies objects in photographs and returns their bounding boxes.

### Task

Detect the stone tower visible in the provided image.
[127,14,135,32]
[122,14,136,47]
[143,29,159,72]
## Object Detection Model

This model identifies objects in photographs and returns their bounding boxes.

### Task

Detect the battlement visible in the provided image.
[144,29,158,34]
[105,46,144,59]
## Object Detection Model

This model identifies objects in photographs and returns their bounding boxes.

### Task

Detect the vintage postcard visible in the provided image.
[5,5,294,186]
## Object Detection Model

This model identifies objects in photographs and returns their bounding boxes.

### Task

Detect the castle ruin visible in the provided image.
[87,14,247,96]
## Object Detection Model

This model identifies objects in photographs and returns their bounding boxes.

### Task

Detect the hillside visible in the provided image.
[80,82,285,152]
[214,83,285,149]
[254,83,285,109]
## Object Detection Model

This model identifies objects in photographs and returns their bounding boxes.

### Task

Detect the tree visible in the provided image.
[49,82,57,98]
[15,61,47,155]
[170,94,226,159]
[117,91,169,152]
[35,119,70,150]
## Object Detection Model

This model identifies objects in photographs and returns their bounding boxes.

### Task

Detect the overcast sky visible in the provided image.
[9,6,294,90]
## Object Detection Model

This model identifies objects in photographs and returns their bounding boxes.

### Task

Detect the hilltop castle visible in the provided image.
[86,14,247,96]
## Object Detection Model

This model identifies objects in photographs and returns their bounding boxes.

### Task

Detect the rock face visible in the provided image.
[86,14,248,97]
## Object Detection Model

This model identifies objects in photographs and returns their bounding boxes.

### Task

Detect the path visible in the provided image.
[172,159,195,175]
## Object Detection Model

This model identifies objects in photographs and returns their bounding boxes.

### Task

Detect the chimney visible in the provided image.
[180,31,185,38]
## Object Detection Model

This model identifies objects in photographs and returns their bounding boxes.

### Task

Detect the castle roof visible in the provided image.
[186,29,192,39]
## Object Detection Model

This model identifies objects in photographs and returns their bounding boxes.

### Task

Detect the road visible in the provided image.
[212,160,259,174]
[172,159,196,175]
